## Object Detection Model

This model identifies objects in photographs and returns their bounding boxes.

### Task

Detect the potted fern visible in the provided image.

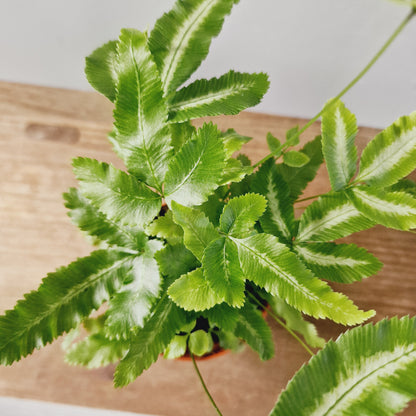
[1,0,416,415]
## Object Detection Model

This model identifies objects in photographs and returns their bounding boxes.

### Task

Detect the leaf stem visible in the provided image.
[254,9,416,169]
[247,292,315,357]
[295,193,326,203]
[190,352,224,416]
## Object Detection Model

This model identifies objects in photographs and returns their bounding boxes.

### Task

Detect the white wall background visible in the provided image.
[1,0,415,128]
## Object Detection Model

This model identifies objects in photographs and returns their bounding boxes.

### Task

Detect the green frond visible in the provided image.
[164,123,226,207]
[234,302,274,361]
[202,237,245,307]
[203,303,239,332]
[268,295,325,348]
[72,157,162,228]
[218,158,253,186]
[252,159,295,243]
[296,192,375,242]
[356,111,416,188]
[85,40,118,102]
[0,250,134,365]
[322,100,358,191]
[233,233,374,325]
[219,193,267,238]
[270,316,416,416]
[168,71,269,122]
[146,211,184,245]
[114,293,191,387]
[149,0,239,95]
[65,333,128,369]
[155,244,200,279]
[295,242,383,283]
[168,268,223,311]
[170,121,196,152]
[113,29,171,189]
[347,186,416,230]
[221,129,252,158]
[276,135,323,201]
[104,240,163,339]
[63,187,146,249]
[171,201,219,261]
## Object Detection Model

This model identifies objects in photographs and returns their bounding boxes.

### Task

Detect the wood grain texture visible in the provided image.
[0,81,415,416]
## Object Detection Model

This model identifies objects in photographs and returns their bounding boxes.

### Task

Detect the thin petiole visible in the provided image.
[253,9,416,169]
[191,353,224,416]
[247,292,315,357]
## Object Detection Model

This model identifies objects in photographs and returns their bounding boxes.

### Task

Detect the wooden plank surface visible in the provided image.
[0,81,415,416]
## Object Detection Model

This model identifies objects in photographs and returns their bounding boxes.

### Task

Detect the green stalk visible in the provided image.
[191,353,224,416]
[254,9,416,169]
[247,292,315,357]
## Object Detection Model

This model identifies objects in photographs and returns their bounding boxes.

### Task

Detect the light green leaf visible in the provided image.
[270,316,416,416]
[168,268,223,311]
[164,123,226,206]
[146,210,184,245]
[295,242,383,284]
[188,330,213,356]
[149,0,239,95]
[221,129,252,158]
[64,187,146,249]
[347,186,416,230]
[276,135,323,201]
[164,335,188,359]
[171,201,219,261]
[322,100,358,191]
[219,193,266,238]
[268,295,325,348]
[296,192,375,242]
[285,126,300,146]
[252,159,295,242]
[168,71,269,122]
[105,241,163,339]
[113,29,171,189]
[233,233,374,325]
[234,302,274,361]
[170,121,196,152]
[266,132,282,155]
[65,333,128,369]
[283,150,310,167]
[72,157,162,228]
[114,293,190,387]
[155,243,199,279]
[356,111,416,187]
[85,40,118,102]
[0,250,133,365]
[202,237,245,307]
[218,158,253,186]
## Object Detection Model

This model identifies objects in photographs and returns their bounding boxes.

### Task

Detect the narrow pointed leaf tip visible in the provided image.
[149,0,240,95]
[168,71,269,122]
[357,111,416,188]
[321,100,358,191]
[0,250,133,365]
[270,316,416,416]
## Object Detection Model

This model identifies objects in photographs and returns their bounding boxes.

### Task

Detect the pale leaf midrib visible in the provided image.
[320,346,416,416]
[0,255,132,354]
[162,0,217,92]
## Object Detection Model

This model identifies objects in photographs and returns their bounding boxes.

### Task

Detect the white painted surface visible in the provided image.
[0,397,157,416]
[1,0,415,127]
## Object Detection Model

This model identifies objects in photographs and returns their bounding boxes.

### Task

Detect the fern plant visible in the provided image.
[1,0,416,415]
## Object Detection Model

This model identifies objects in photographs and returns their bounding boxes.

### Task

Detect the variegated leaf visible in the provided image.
[270,316,416,416]
[356,111,416,188]
[233,233,374,325]
[322,100,358,191]
[295,242,383,283]
[149,0,239,95]
[168,71,269,122]
[347,186,416,230]
[113,29,171,189]
[296,192,374,242]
